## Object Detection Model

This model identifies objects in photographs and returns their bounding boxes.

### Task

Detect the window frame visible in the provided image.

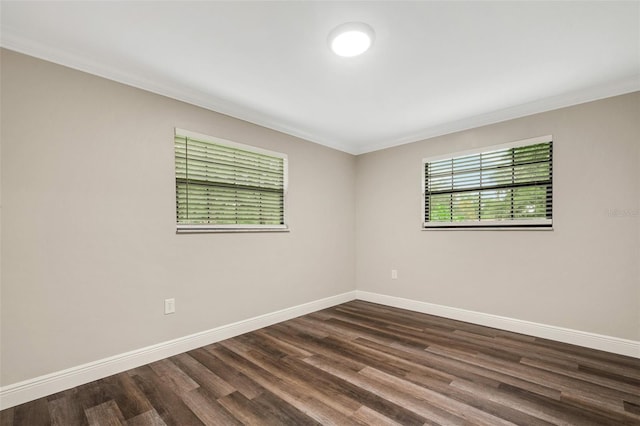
[175,128,289,233]
[422,135,553,230]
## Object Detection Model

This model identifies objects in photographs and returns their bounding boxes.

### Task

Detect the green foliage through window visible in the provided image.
[424,139,552,228]
[175,129,287,229]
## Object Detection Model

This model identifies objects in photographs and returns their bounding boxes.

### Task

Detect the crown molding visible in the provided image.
[0,33,356,154]
[355,75,640,155]
[2,32,638,156]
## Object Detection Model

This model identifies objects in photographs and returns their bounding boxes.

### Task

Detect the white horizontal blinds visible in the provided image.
[424,140,552,227]
[175,134,285,226]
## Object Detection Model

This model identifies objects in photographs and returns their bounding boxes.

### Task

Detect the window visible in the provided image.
[423,136,552,229]
[175,128,288,232]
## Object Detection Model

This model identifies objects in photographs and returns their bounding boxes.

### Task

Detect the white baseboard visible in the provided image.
[0,291,357,410]
[3,289,638,410]
[356,290,640,359]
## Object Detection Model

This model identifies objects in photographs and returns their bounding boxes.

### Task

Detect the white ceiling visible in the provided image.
[2,1,639,154]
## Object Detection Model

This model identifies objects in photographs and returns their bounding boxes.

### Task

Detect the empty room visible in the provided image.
[1,1,639,425]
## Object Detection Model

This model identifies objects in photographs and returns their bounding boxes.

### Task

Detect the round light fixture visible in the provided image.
[328,22,375,57]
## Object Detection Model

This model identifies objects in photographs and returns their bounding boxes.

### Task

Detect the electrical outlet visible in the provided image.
[164,298,175,314]
[391,269,398,279]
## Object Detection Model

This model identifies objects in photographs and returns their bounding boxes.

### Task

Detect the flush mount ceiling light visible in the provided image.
[328,22,375,57]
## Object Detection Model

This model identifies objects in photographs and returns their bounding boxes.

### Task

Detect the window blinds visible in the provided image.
[424,138,552,228]
[175,129,287,230]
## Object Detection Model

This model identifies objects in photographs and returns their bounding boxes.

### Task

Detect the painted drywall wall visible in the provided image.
[356,92,640,341]
[1,47,638,390]
[0,49,356,386]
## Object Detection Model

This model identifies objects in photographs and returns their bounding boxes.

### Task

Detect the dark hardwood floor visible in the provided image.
[2,300,640,425]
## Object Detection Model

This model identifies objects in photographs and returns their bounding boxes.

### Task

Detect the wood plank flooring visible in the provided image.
[2,300,639,425]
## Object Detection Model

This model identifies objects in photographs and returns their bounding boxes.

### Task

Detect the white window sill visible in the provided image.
[422,226,554,231]
[177,226,290,234]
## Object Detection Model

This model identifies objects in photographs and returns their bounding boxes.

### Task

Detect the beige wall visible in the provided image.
[2,48,638,388]
[0,49,356,386]
[356,92,640,341]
